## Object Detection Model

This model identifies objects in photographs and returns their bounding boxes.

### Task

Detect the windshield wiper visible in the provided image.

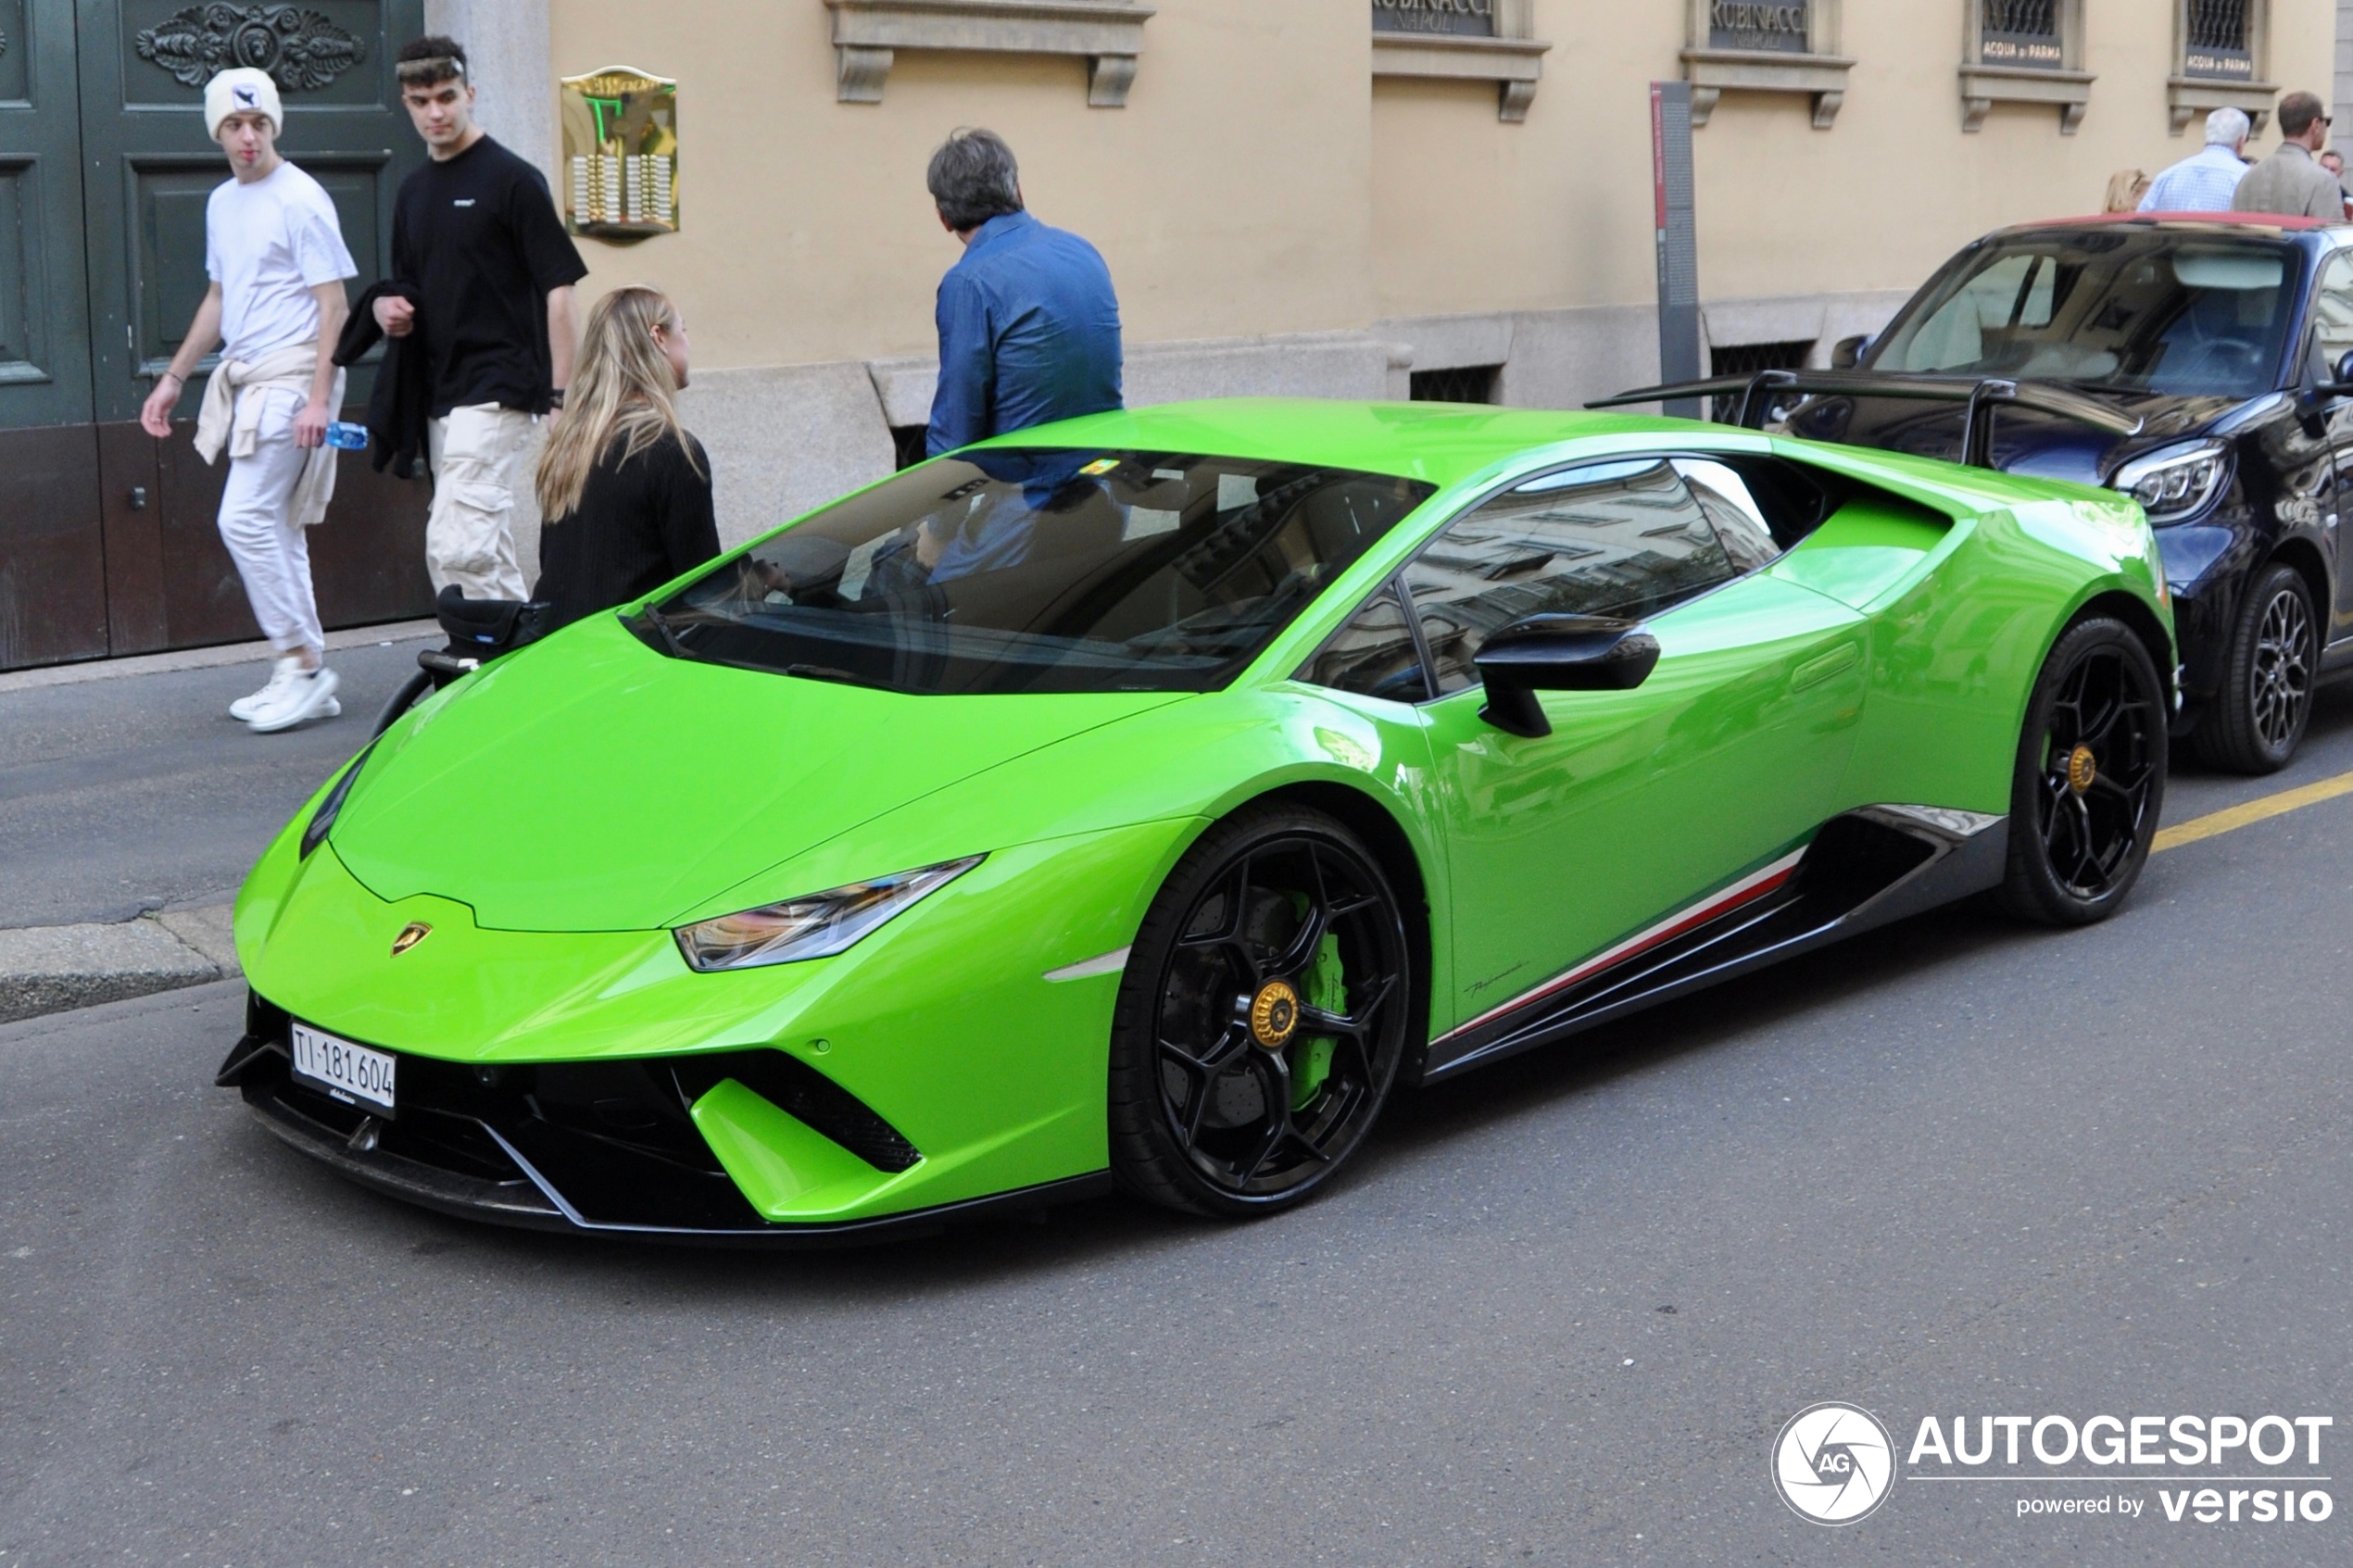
[639,604,687,658]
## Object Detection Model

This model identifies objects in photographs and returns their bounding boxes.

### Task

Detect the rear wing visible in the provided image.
[1588,370,2143,469]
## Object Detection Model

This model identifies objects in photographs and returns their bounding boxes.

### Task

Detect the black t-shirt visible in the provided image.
[533,429,721,630]
[391,135,587,417]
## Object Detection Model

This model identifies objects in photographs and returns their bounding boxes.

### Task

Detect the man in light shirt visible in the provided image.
[139,68,355,734]
[2140,107,2250,212]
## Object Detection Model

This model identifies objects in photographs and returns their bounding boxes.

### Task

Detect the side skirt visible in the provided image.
[1416,806,2007,1084]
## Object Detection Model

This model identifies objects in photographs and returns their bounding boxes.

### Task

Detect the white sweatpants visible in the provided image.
[426,403,537,601]
[217,385,324,657]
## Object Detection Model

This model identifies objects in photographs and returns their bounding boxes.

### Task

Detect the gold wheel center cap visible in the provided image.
[1249,979,1302,1050]
[2066,744,2098,795]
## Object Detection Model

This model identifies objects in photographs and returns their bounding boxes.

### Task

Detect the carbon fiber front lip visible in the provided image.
[242,1080,1112,1248]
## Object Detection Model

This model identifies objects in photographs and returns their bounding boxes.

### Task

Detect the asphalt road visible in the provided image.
[4,674,2353,1563]
[0,641,422,926]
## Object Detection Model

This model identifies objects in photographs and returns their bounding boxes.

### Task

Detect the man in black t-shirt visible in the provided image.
[378,36,587,600]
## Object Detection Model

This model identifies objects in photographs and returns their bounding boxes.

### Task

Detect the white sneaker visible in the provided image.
[246,666,341,734]
[229,658,302,721]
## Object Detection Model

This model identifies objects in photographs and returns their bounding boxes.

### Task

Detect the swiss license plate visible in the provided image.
[289,1022,396,1114]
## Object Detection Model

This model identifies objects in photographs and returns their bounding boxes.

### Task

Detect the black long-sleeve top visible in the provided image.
[533,429,721,629]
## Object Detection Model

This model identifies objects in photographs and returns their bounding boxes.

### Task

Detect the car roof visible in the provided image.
[2000,211,2346,237]
[967,398,1701,488]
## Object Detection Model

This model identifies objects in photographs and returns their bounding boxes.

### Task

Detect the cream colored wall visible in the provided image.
[550,0,1377,373]
[1374,0,2341,321]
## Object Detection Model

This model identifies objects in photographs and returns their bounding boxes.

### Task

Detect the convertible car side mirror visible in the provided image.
[1473,615,1662,738]
[1831,333,1872,370]
[2316,350,2353,399]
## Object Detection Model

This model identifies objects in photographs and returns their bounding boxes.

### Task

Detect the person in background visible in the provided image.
[2139,107,2250,212]
[2233,93,2341,220]
[925,128,1122,458]
[380,35,587,602]
[2103,169,2151,213]
[140,68,354,734]
[530,287,718,630]
[2322,149,2352,219]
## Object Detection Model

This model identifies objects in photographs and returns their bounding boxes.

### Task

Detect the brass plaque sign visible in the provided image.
[559,66,678,242]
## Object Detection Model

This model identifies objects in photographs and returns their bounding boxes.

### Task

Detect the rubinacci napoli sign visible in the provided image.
[1370,0,1498,37]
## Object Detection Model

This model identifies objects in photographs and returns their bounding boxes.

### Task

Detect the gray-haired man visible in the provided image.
[2141,107,2251,212]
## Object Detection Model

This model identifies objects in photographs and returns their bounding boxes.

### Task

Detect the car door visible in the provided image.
[1402,455,1869,1047]
[2306,245,2353,641]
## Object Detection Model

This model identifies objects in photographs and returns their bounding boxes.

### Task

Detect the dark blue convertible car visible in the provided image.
[1611,212,2353,773]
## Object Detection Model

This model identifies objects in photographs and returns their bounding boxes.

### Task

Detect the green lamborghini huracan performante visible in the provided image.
[218,400,2173,1238]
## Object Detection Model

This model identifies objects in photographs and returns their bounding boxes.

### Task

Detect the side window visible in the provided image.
[1298,583,1430,703]
[1673,458,1781,572]
[1402,458,1737,696]
[2310,251,2353,380]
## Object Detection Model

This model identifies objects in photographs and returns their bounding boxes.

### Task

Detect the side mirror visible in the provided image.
[2318,350,2353,399]
[1831,333,1872,370]
[1473,614,1662,738]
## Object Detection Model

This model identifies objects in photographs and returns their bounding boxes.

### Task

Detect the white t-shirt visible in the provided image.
[205,161,357,362]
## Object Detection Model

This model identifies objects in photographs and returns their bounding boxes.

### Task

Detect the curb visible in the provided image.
[0,905,241,1025]
[0,619,438,696]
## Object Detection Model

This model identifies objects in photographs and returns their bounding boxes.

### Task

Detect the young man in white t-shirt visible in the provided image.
[139,68,357,733]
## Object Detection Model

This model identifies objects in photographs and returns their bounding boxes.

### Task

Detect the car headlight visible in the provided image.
[673,855,984,972]
[299,744,375,859]
[2110,440,2232,525]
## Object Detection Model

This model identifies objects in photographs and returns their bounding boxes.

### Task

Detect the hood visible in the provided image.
[328,615,1185,932]
[1783,387,2246,488]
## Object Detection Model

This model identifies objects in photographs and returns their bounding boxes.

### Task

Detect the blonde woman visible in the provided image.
[531,286,718,628]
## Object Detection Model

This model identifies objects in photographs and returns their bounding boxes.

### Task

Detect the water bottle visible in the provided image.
[324,420,369,450]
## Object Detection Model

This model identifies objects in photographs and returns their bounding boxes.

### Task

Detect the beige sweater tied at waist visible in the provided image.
[193,342,347,528]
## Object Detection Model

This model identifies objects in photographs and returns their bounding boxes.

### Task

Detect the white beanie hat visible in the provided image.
[204,69,283,139]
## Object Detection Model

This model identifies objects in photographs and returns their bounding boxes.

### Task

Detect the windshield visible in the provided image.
[1869,230,2302,397]
[643,448,1434,695]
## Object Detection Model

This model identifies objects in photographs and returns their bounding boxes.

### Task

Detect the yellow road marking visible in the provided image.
[2153,767,2353,853]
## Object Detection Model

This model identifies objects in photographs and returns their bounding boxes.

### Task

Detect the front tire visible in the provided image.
[2194,562,2316,774]
[1107,806,1413,1218]
[1999,616,2167,926]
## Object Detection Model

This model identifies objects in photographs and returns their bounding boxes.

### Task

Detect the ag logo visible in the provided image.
[1771,1402,1895,1525]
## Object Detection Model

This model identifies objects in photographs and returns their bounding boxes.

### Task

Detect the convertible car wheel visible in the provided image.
[1109,807,1412,1218]
[2000,617,2167,926]
[2196,562,2315,775]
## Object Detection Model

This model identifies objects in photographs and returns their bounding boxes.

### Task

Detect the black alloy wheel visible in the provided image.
[1108,806,1414,1218]
[1999,616,2168,926]
[2195,562,2316,775]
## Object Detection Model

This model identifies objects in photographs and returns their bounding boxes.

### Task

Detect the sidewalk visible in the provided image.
[0,622,435,1022]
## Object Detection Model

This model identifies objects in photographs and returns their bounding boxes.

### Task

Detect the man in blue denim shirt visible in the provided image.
[925,129,1122,458]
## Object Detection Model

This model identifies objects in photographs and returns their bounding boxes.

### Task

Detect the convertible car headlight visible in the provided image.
[2110,440,2232,525]
[298,743,376,859]
[673,855,985,972]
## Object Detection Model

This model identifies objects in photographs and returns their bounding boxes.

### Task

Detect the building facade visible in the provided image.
[1,1,2343,668]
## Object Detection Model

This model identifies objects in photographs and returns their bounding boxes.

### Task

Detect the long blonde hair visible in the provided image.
[535,285,702,520]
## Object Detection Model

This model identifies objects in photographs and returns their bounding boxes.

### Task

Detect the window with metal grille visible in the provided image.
[1409,364,1502,405]
[2183,0,2253,80]
[1708,340,1814,423]
[1982,0,2062,68]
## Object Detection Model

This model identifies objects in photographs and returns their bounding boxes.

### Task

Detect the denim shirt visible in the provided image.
[927,211,1123,457]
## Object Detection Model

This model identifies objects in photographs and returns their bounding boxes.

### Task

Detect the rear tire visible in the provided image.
[2193,562,2315,775]
[1107,805,1413,1219]
[1999,616,2167,927]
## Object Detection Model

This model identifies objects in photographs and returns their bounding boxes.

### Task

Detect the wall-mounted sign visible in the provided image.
[2183,0,2255,82]
[1708,2,1809,54]
[1980,0,2063,69]
[559,66,678,243]
[1370,0,1496,38]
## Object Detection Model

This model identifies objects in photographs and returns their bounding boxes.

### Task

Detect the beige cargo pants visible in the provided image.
[425,403,537,602]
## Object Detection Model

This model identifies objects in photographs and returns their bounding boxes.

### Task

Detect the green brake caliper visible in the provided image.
[1290,930,1345,1111]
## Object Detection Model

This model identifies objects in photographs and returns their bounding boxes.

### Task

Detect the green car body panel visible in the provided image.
[230,399,2171,1233]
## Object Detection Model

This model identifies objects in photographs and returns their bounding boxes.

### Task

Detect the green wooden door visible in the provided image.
[77,0,431,650]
